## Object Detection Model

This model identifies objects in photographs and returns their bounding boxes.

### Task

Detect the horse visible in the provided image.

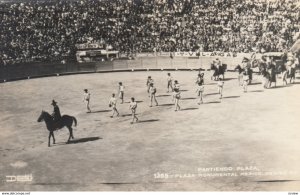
[37,111,77,147]
[211,63,226,80]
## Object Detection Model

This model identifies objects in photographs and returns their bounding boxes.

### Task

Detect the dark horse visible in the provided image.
[37,111,77,147]
[211,63,227,80]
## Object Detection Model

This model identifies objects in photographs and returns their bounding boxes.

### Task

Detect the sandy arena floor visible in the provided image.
[0,70,300,191]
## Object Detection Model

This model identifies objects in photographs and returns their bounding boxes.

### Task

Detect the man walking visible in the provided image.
[146,76,154,96]
[149,83,158,107]
[129,97,139,124]
[173,88,181,111]
[217,78,224,99]
[109,93,119,118]
[118,82,125,104]
[83,89,91,113]
[196,81,204,105]
[167,73,173,92]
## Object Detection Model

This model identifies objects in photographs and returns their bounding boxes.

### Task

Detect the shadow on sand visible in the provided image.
[223,96,240,99]
[157,94,172,97]
[159,103,174,107]
[138,119,159,123]
[122,114,138,117]
[90,110,111,113]
[250,90,264,93]
[181,97,197,100]
[204,101,221,104]
[205,92,219,96]
[180,108,199,111]
[54,137,102,146]
[256,180,297,183]
[68,137,102,144]
[124,100,143,103]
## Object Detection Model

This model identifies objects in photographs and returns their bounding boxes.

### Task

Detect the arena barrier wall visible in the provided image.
[0,55,249,82]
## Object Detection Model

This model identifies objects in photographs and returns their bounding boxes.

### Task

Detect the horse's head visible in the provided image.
[37,110,45,122]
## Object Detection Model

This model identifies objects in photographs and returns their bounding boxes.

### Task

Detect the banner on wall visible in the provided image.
[135,51,258,59]
[174,51,239,57]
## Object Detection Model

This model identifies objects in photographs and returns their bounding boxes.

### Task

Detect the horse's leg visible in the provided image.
[70,126,74,139]
[48,132,51,147]
[67,126,73,143]
[51,132,55,144]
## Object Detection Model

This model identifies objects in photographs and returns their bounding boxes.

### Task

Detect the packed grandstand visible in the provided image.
[0,0,300,65]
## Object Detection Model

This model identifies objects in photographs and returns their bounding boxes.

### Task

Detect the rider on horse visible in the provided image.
[211,58,226,80]
[38,101,77,147]
[51,100,61,127]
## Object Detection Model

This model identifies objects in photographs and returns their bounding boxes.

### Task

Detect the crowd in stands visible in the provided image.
[0,0,300,64]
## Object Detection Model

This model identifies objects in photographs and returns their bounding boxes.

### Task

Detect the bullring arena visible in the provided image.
[1,56,300,191]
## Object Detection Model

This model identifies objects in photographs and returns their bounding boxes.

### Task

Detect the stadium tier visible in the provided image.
[0,0,300,65]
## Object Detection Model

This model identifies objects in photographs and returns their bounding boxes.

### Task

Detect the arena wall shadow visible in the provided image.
[0,56,244,82]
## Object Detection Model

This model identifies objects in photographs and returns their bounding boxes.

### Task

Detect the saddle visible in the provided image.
[52,118,62,130]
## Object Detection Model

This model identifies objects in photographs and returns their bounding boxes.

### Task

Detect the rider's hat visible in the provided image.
[51,100,57,105]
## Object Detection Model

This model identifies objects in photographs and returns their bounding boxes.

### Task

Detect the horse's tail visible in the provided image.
[72,117,77,127]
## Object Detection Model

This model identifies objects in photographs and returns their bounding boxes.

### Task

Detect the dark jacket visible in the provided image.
[52,105,61,122]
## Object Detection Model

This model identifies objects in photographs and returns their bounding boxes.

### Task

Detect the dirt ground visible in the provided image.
[0,70,300,191]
